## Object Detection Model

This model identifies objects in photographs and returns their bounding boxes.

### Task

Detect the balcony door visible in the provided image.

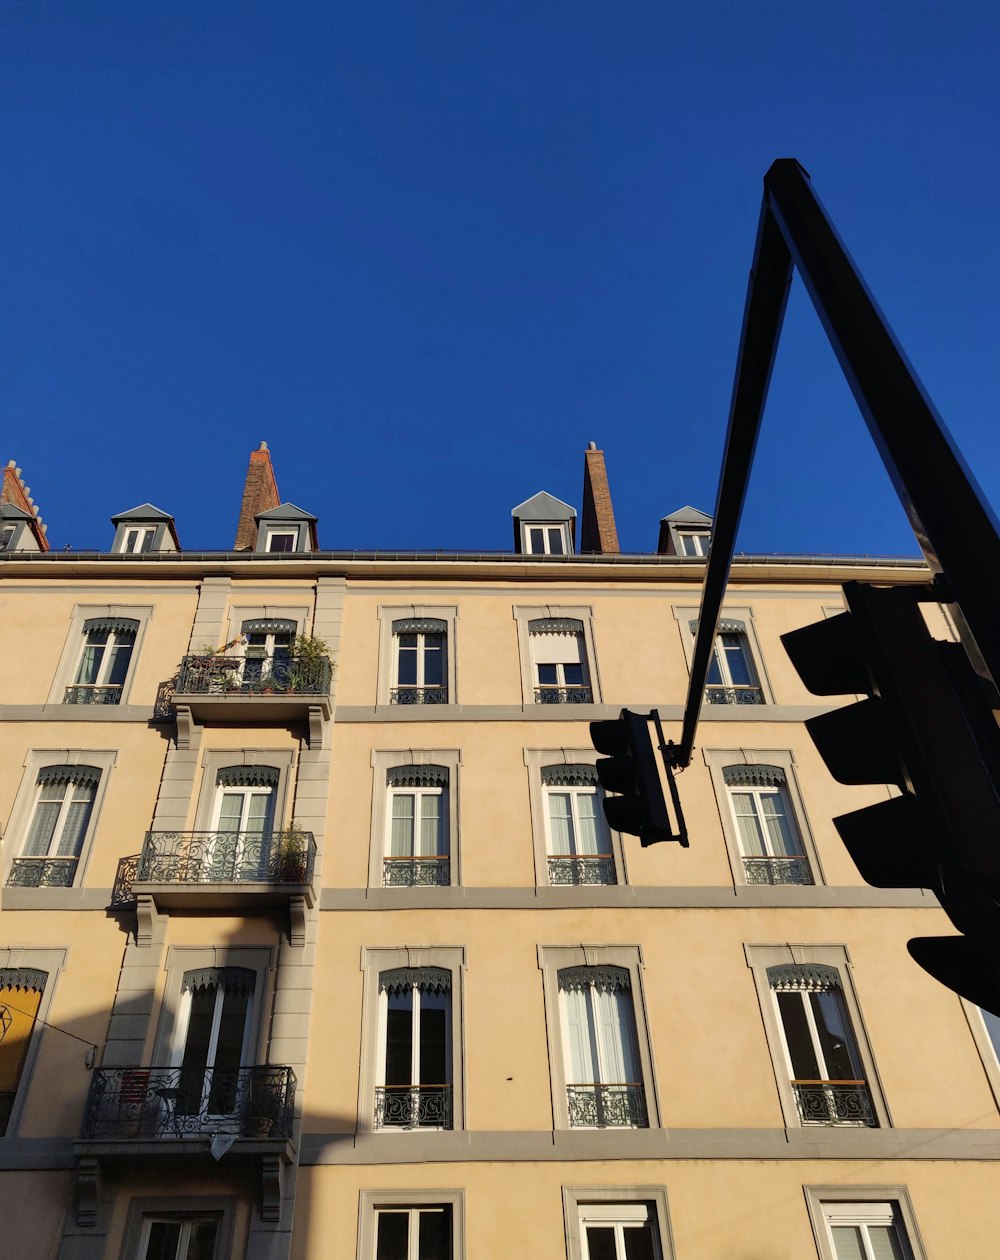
[208,774,276,881]
[171,970,255,1121]
[240,618,296,688]
[559,967,645,1128]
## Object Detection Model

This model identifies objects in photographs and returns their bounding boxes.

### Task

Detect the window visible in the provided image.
[167,969,256,1125]
[529,619,592,704]
[266,530,296,553]
[392,619,448,704]
[138,1215,221,1260]
[768,963,876,1126]
[0,524,15,551]
[578,1203,662,1260]
[240,617,295,687]
[559,966,647,1128]
[374,1206,452,1260]
[7,766,99,887]
[543,765,615,886]
[0,969,46,1134]
[524,523,570,555]
[384,766,450,887]
[724,765,812,885]
[64,615,138,704]
[375,968,452,1130]
[206,766,278,881]
[121,526,156,554]
[700,619,764,704]
[676,529,709,557]
[822,1202,914,1260]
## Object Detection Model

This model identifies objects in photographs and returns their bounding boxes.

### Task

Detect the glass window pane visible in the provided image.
[391,793,416,857]
[732,793,766,856]
[722,634,753,686]
[143,1220,183,1260]
[187,1220,220,1260]
[106,639,134,686]
[811,991,860,1081]
[561,985,598,1083]
[547,528,564,555]
[868,1224,906,1260]
[584,1226,618,1260]
[776,991,821,1079]
[595,986,640,1085]
[397,640,418,685]
[548,793,573,855]
[537,663,558,685]
[55,794,94,857]
[385,995,413,1087]
[218,792,246,830]
[419,999,449,1085]
[419,793,444,857]
[563,663,585,686]
[418,1209,451,1260]
[623,1224,657,1260]
[527,527,545,553]
[706,646,723,686]
[422,636,445,687]
[75,639,104,685]
[24,800,62,856]
[575,792,600,855]
[759,791,800,856]
[375,1212,410,1260]
[830,1225,866,1260]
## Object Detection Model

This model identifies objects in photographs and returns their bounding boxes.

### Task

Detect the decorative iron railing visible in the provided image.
[382,857,450,887]
[7,856,78,888]
[133,830,316,887]
[566,1082,647,1128]
[535,685,594,705]
[791,1080,877,1126]
[112,854,140,906]
[742,855,813,886]
[704,685,765,705]
[548,854,617,886]
[80,1065,296,1140]
[175,654,331,698]
[389,686,449,705]
[374,1085,453,1129]
[63,684,123,705]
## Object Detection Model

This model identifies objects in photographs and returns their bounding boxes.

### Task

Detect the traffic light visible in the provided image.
[590,709,688,847]
[782,581,1000,1013]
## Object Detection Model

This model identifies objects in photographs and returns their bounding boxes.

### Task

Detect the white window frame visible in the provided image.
[726,774,812,886]
[358,947,466,1134]
[369,752,461,889]
[1,752,117,891]
[514,606,602,706]
[562,1188,675,1260]
[524,750,626,888]
[676,529,710,557]
[357,1190,465,1260]
[376,606,458,707]
[385,776,449,888]
[672,604,775,705]
[265,529,298,553]
[121,1199,234,1260]
[192,751,294,834]
[392,628,448,700]
[137,1215,222,1260]
[538,945,660,1130]
[522,521,572,555]
[544,779,615,887]
[121,526,156,554]
[558,968,646,1129]
[19,771,97,868]
[704,750,824,888]
[804,1188,927,1260]
[48,605,153,706]
[374,971,453,1131]
[65,620,138,705]
[745,944,890,1129]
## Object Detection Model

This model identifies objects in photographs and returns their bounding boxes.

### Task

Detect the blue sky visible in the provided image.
[3,2,998,555]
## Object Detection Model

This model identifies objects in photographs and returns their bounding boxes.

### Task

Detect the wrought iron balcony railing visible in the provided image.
[135,830,316,887]
[389,686,449,705]
[535,685,594,705]
[742,855,814,886]
[80,1065,296,1141]
[7,856,78,888]
[374,1084,452,1129]
[175,654,331,698]
[63,684,123,705]
[704,684,765,705]
[566,1082,647,1128]
[791,1080,877,1126]
[548,854,617,886]
[382,856,450,887]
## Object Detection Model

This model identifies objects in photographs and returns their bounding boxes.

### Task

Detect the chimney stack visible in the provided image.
[234,442,280,551]
[580,442,620,554]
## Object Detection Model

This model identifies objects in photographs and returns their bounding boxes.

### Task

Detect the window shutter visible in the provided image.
[557,966,631,995]
[216,766,280,788]
[541,764,598,787]
[36,765,101,788]
[392,618,447,635]
[766,963,841,992]
[529,618,584,635]
[531,631,583,666]
[379,968,451,996]
[181,966,257,995]
[0,969,47,993]
[386,765,449,788]
[723,764,786,788]
[241,618,298,634]
[82,617,139,636]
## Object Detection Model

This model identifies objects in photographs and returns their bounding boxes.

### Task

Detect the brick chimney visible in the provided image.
[234,442,280,551]
[2,459,50,551]
[580,442,620,554]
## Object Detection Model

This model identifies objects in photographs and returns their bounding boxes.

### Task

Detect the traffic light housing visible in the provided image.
[590,709,688,847]
[782,581,1000,1013]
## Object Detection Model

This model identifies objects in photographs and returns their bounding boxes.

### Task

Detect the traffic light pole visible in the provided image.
[677,158,1000,768]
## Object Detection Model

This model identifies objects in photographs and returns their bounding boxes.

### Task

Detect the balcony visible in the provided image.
[123,829,316,912]
[63,684,123,705]
[535,685,594,705]
[374,1085,452,1130]
[566,1082,647,1128]
[742,855,813,886]
[389,685,449,705]
[173,653,331,723]
[791,1079,877,1126]
[547,854,616,886]
[79,1065,296,1144]
[7,856,78,888]
[382,856,450,887]
[704,684,764,705]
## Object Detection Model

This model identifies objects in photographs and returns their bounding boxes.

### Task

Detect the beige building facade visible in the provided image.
[1,445,999,1260]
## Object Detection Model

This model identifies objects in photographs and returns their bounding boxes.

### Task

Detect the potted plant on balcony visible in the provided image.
[286,635,333,693]
[278,825,310,883]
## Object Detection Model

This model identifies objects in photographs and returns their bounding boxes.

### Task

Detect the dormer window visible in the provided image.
[254,503,318,554]
[676,529,710,557]
[0,525,15,552]
[658,506,713,556]
[266,531,297,554]
[121,527,155,554]
[110,504,179,554]
[511,491,576,556]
